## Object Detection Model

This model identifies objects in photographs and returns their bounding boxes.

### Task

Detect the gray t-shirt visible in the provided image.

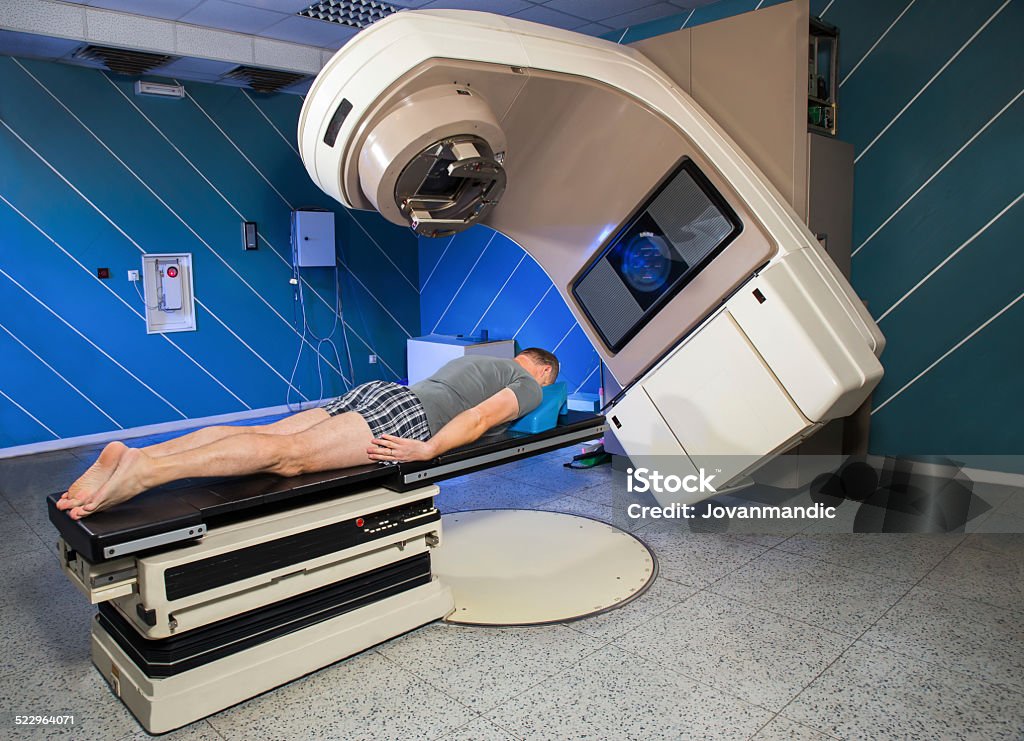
[409,356,543,436]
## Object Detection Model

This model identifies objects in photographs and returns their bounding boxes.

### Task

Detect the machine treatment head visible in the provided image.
[302,62,509,237]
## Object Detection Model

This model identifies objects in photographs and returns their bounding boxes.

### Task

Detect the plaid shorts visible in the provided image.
[322,381,432,441]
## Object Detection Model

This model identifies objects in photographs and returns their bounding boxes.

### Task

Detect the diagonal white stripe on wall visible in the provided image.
[513,285,554,339]
[840,0,916,88]
[470,254,526,336]
[96,68,387,369]
[0,190,253,411]
[98,71,293,268]
[552,322,579,353]
[183,83,419,294]
[193,298,312,401]
[873,290,1024,415]
[855,0,1012,164]
[0,268,188,418]
[431,232,497,334]
[854,87,1023,257]
[0,321,124,429]
[574,363,601,394]
[877,191,1024,322]
[0,387,59,439]
[422,234,457,291]
[0,113,349,386]
[243,90,301,157]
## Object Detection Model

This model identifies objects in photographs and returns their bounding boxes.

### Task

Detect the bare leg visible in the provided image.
[65,412,374,519]
[141,409,330,457]
[57,409,330,511]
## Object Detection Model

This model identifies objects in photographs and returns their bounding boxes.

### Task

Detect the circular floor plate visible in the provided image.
[433,509,656,626]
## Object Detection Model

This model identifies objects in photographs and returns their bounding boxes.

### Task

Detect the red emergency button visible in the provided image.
[355,518,364,528]
[166,266,179,278]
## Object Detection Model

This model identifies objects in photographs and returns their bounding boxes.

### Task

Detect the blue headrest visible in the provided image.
[508,381,568,434]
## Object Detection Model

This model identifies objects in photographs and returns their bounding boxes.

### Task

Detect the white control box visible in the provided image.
[292,210,336,267]
[142,253,196,334]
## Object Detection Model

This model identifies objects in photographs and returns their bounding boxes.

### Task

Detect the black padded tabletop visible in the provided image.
[47,412,606,563]
[48,464,390,563]
[391,411,606,489]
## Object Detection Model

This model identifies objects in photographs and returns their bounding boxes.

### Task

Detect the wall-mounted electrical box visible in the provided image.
[292,209,336,267]
[141,253,196,334]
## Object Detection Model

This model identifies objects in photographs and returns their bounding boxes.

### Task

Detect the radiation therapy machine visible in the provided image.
[49,9,883,732]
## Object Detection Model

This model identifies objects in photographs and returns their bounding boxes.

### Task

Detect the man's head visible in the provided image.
[515,348,559,387]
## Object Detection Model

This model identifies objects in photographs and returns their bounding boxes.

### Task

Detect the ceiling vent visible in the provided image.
[223,66,309,93]
[298,0,399,29]
[74,45,176,75]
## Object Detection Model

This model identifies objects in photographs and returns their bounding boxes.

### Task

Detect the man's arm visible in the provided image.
[367,388,520,462]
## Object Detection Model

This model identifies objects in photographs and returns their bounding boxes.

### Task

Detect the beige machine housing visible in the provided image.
[299,8,885,502]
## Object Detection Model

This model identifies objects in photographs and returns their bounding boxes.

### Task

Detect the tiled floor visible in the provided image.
[0,434,1022,740]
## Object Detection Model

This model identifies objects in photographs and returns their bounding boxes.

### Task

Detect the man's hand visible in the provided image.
[367,434,437,463]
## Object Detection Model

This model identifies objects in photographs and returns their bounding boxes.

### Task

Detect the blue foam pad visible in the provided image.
[509,381,568,434]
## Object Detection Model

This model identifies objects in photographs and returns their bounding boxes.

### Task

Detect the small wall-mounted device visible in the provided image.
[141,253,196,333]
[291,209,336,267]
[134,80,185,99]
[243,221,258,251]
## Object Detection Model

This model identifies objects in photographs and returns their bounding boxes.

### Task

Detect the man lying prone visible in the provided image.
[57,349,558,519]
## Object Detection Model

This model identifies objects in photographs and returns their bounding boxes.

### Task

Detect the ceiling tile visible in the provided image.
[260,15,358,47]
[254,36,322,73]
[543,0,659,22]
[221,0,312,11]
[571,21,615,36]
[85,8,176,48]
[80,0,204,20]
[420,0,533,13]
[179,0,286,34]
[510,5,589,30]
[175,22,254,62]
[603,2,682,28]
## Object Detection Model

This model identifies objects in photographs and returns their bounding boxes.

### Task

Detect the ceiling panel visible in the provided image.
[543,0,661,23]
[261,15,359,47]
[604,2,683,28]
[222,0,313,11]
[78,0,203,20]
[7,0,716,95]
[510,4,590,30]
[178,0,287,34]
[420,0,534,14]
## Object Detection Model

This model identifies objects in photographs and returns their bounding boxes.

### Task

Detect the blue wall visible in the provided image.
[419,229,602,396]
[599,0,1024,458]
[0,57,419,449]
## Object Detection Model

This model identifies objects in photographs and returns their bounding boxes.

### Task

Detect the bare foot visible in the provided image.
[68,447,153,520]
[57,442,128,512]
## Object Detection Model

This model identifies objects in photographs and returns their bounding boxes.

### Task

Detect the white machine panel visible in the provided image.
[615,311,809,496]
[730,249,883,421]
[141,253,195,334]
